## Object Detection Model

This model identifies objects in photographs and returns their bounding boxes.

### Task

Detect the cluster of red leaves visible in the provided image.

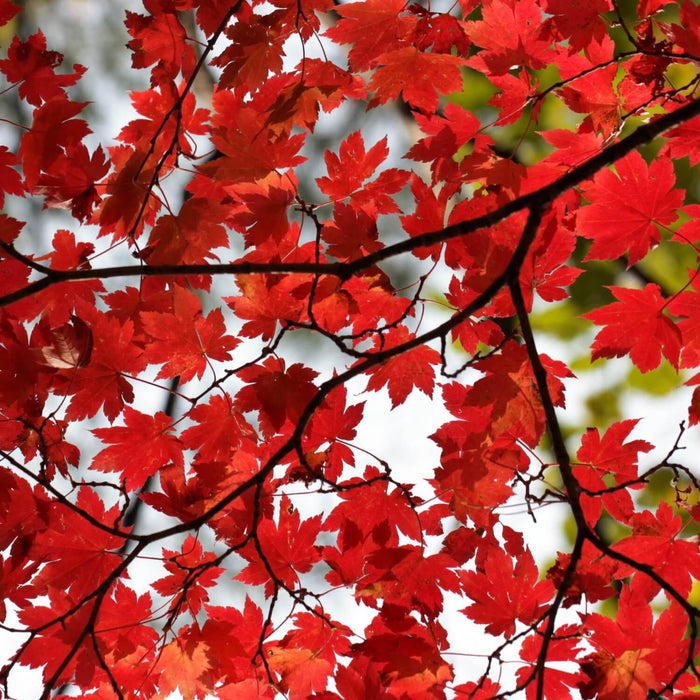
[1,0,700,698]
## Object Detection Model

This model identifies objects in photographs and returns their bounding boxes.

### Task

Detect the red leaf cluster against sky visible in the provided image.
[1,0,700,698]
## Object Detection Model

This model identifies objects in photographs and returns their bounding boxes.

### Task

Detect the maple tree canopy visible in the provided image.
[1,0,700,698]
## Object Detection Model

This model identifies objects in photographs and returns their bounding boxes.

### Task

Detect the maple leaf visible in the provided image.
[460,543,554,638]
[203,89,306,184]
[95,583,159,689]
[259,59,367,132]
[662,116,700,167]
[34,314,93,370]
[200,596,268,684]
[316,131,409,214]
[577,151,684,264]
[227,172,296,248]
[18,96,90,190]
[29,487,125,600]
[352,610,454,695]
[91,407,184,491]
[0,1,20,26]
[583,284,682,372]
[304,385,364,479]
[559,63,621,137]
[612,500,700,599]
[0,146,24,207]
[120,80,209,151]
[236,357,318,437]
[213,4,287,89]
[153,536,225,615]
[574,420,652,524]
[153,629,213,700]
[364,327,442,408]
[517,624,584,699]
[322,202,382,261]
[324,0,415,73]
[64,309,146,422]
[668,273,700,368]
[547,541,619,608]
[541,0,611,53]
[33,143,109,222]
[141,288,239,383]
[237,495,322,596]
[145,197,229,267]
[367,48,467,113]
[0,31,85,106]
[323,467,423,561]
[266,611,351,699]
[33,230,104,326]
[181,394,256,464]
[96,143,162,241]
[406,104,480,184]
[356,547,461,619]
[125,1,196,86]
[579,586,690,699]
[466,0,554,75]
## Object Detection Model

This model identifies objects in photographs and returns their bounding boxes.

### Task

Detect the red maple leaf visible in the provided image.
[34,230,104,326]
[583,284,682,372]
[34,314,93,371]
[577,151,684,264]
[91,406,184,491]
[323,467,424,551]
[661,115,700,167]
[153,536,225,615]
[367,48,467,113]
[356,546,460,619]
[612,500,700,599]
[0,31,85,106]
[352,610,454,695]
[29,487,125,600]
[324,0,414,73]
[460,542,554,638]
[199,596,270,686]
[227,172,296,248]
[203,89,306,184]
[541,0,611,53]
[574,419,652,524]
[125,1,196,85]
[34,143,109,222]
[266,611,351,699]
[466,0,554,75]
[559,63,621,136]
[237,495,322,596]
[145,197,229,267]
[0,146,24,207]
[364,327,442,408]
[64,308,146,422]
[517,624,584,699]
[0,1,20,26]
[141,287,239,383]
[316,131,409,214]
[668,273,700,368]
[236,357,318,437]
[579,586,690,699]
[181,394,256,464]
[322,202,382,261]
[18,96,90,190]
